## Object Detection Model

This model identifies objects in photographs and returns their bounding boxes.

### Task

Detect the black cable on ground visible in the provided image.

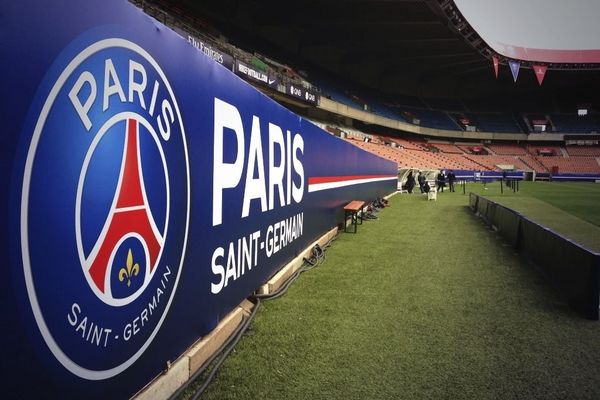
[253,241,329,302]
[167,299,260,400]
[173,231,339,399]
[188,298,261,400]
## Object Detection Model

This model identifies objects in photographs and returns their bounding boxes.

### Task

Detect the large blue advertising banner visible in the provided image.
[0,1,397,398]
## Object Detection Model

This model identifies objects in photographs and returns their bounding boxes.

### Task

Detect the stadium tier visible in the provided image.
[387,137,425,151]
[535,156,600,174]
[126,1,600,143]
[463,113,524,133]
[566,145,600,156]
[526,145,565,156]
[346,135,600,175]
[552,113,600,133]
[486,143,528,155]
[427,142,463,154]
[126,3,600,184]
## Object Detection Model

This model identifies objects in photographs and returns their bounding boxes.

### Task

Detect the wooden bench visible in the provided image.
[343,200,365,233]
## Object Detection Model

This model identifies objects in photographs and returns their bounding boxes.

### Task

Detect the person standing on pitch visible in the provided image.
[447,170,456,192]
[405,171,416,193]
[436,170,446,192]
[417,171,426,193]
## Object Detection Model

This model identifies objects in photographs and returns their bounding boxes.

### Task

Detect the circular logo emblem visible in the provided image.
[20,38,190,380]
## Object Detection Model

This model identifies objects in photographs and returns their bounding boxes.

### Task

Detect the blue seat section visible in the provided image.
[370,103,407,121]
[389,94,429,109]
[312,77,600,135]
[466,113,523,133]
[462,97,512,113]
[319,82,364,110]
[422,97,465,112]
[552,114,600,133]
[399,106,459,130]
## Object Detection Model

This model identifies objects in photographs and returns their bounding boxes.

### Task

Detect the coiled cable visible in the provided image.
[172,232,338,399]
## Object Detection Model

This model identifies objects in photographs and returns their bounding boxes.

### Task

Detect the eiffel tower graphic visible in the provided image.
[87,119,163,295]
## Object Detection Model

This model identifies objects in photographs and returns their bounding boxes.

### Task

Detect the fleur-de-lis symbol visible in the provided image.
[118,249,140,287]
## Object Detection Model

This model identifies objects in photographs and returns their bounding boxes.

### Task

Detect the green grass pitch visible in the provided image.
[181,181,600,400]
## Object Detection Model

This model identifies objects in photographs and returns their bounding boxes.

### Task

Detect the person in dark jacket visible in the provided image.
[447,170,456,192]
[405,171,416,193]
[423,181,431,193]
[417,171,426,193]
[436,170,446,192]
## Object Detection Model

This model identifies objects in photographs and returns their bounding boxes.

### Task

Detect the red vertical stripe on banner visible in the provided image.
[533,64,548,85]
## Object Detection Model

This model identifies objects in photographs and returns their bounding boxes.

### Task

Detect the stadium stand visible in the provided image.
[394,106,459,130]
[421,97,465,112]
[139,1,600,139]
[566,145,600,156]
[387,137,425,151]
[427,142,463,154]
[340,128,600,175]
[519,154,549,173]
[486,143,528,155]
[464,155,533,171]
[464,113,524,133]
[535,156,600,174]
[526,145,564,157]
[455,143,486,154]
[552,113,600,133]
[133,0,600,183]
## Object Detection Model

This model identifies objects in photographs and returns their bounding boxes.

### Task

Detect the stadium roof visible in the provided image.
[454,0,600,64]
[160,0,600,110]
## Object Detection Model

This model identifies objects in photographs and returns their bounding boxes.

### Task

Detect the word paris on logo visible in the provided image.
[20,38,190,380]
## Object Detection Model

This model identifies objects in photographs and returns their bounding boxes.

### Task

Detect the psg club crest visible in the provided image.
[20,38,190,379]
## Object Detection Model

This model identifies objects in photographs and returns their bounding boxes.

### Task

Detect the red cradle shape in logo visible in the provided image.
[88,119,162,296]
